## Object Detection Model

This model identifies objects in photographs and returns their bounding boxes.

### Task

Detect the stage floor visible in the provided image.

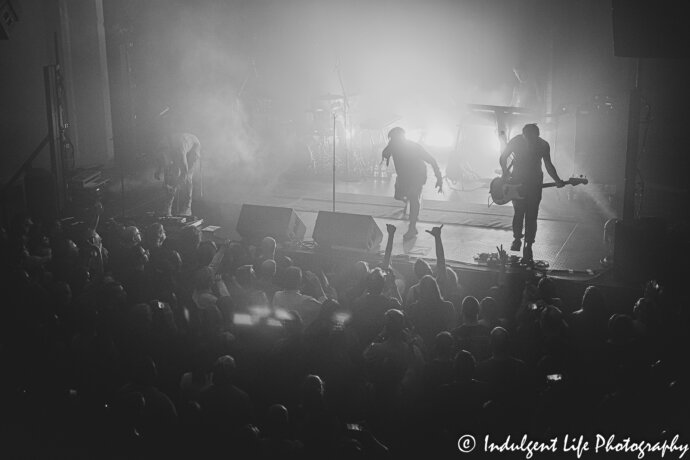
[199,175,608,273]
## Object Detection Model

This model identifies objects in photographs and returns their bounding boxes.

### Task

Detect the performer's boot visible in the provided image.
[510,238,522,252]
[403,225,418,240]
[522,243,533,262]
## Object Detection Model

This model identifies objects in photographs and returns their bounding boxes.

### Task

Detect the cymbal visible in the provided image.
[313,93,345,101]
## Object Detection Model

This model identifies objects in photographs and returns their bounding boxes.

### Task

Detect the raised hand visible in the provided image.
[386,224,396,235]
[384,268,396,285]
[93,201,104,216]
[496,244,508,265]
[425,224,444,238]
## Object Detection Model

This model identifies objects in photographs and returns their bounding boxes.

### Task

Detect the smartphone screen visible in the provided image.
[546,373,562,382]
[233,313,253,326]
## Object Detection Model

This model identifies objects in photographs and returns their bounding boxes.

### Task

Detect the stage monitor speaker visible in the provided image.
[612,0,689,58]
[313,211,383,252]
[236,204,306,243]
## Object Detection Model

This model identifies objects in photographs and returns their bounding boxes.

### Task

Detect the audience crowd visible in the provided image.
[0,207,688,458]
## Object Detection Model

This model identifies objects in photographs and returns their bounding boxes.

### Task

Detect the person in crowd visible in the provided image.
[351,268,401,349]
[424,224,461,307]
[423,331,456,392]
[176,225,203,273]
[273,254,295,288]
[273,266,324,327]
[142,222,166,260]
[294,374,340,457]
[179,349,213,403]
[230,264,269,309]
[260,404,304,458]
[476,327,529,406]
[364,309,425,405]
[478,296,505,332]
[119,356,178,444]
[406,275,455,355]
[338,260,371,309]
[191,267,223,337]
[537,276,567,312]
[198,355,253,434]
[255,258,279,301]
[435,350,488,435]
[453,296,491,361]
[254,236,277,267]
[405,259,433,306]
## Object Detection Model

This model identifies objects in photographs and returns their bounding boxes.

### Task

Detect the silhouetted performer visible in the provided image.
[499,124,564,261]
[382,127,443,240]
[155,132,201,216]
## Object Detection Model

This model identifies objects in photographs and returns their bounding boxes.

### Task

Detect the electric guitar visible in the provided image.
[490,175,588,205]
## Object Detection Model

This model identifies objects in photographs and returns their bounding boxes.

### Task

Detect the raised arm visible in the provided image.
[384,270,403,304]
[383,224,396,269]
[425,225,446,283]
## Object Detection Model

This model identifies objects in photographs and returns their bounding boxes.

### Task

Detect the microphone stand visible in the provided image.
[332,113,336,212]
[335,59,353,180]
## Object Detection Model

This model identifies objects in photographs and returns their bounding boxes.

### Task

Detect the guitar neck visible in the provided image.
[542,182,559,189]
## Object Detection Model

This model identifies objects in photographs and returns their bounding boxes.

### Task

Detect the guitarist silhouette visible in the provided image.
[499,124,565,262]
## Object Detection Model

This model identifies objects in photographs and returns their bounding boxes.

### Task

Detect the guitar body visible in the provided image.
[490,177,524,205]
[490,175,588,205]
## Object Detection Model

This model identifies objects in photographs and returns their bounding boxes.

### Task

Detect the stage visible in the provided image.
[192,173,610,276]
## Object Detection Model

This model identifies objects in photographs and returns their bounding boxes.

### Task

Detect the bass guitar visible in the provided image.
[490,175,588,205]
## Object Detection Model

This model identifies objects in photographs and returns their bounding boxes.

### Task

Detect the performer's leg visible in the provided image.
[524,191,541,245]
[511,199,526,250]
[394,178,408,218]
[523,189,541,261]
[180,174,193,216]
[409,194,420,230]
[404,187,422,238]
[163,184,176,216]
